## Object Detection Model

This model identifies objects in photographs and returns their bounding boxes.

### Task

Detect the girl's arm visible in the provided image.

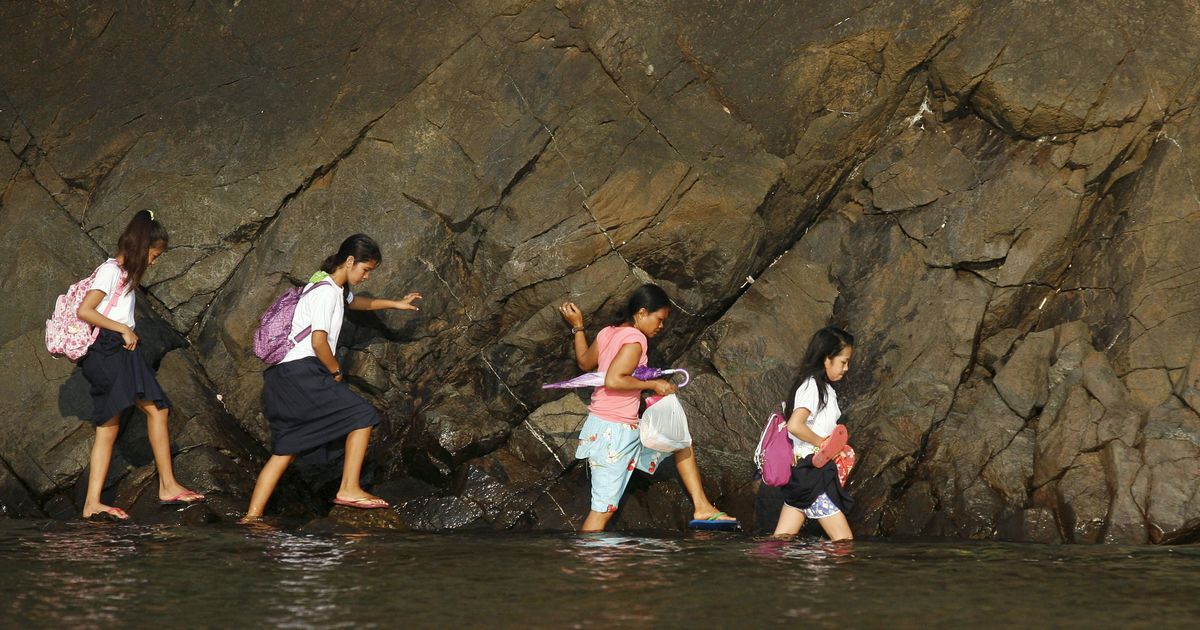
[310,330,342,381]
[77,289,138,350]
[786,408,825,447]
[559,302,598,371]
[604,343,675,396]
[347,292,421,311]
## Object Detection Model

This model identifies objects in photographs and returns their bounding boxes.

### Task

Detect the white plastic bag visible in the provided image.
[639,394,692,452]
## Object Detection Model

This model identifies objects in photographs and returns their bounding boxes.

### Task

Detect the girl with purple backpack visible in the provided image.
[75,210,203,520]
[241,234,419,521]
[773,326,855,541]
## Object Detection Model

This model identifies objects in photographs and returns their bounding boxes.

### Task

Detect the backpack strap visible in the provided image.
[292,280,338,343]
[97,261,128,318]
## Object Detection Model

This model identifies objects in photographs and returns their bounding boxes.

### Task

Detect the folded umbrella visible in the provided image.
[542,366,690,389]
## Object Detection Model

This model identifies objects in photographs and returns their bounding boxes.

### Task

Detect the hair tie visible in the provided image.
[147,210,155,221]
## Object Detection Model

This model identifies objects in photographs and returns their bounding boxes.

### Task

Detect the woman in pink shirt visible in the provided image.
[560,284,737,532]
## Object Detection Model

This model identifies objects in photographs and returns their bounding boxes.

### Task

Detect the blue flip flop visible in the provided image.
[688,511,740,531]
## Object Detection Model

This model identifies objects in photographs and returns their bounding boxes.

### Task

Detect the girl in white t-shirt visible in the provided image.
[242,234,421,521]
[75,210,203,520]
[774,326,855,541]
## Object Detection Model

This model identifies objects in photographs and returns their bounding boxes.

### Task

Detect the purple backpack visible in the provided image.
[253,282,332,364]
[754,403,794,486]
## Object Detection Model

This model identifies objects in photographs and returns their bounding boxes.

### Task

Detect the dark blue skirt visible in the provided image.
[79,329,172,425]
[263,357,380,465]
[781,455,854,513]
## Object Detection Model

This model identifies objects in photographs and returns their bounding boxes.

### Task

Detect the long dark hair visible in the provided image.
[115,209,168,293]
[613,283,671,325]
[785,326,854,416]
[321,234,382,273]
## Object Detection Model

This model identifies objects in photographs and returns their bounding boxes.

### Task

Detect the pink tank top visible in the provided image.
[587,326,649,424]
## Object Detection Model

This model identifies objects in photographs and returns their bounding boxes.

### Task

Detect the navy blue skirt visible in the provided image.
[79,329,172,425]
[781,455,854,513]
[263,357,380,465]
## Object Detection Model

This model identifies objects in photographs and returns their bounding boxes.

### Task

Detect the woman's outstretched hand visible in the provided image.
[559,302,584,328]
[396,292,421,310]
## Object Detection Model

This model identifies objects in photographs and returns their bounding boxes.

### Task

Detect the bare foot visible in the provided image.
[83,504,129,521]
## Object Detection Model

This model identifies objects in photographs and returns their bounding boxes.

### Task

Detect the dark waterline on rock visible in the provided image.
[2,520,1197,628]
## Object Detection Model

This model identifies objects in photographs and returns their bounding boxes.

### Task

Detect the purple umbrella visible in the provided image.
[542,366,691,389]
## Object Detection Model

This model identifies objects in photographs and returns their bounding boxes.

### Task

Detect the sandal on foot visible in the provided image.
[688,511,740,531]
[84,507,129,522]
[812,425,849,468]
[160,490,206,506]
[333,496,390,510]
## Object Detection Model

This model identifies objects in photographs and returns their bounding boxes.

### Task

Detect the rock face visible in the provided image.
[2,0,1198,543]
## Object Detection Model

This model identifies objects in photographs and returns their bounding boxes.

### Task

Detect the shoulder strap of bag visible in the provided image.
[291,279,338,343]
[98,261,127,317]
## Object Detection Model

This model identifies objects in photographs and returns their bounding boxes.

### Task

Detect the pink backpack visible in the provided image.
[45,261,126,361]
[754,403,795,486]
[253,281,333,364]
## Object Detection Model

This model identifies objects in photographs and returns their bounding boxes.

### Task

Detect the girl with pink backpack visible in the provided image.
[241,234,420,522]
[73,210,204,520]
[772,326,856,541]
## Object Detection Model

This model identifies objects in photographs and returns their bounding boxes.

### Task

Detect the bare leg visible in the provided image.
[335,426,383,502]
[243,454,296,519]
[773,503,807,538]
[580,510,616,533]
[82,416,126,519]
[137,400,201,501]
[673,447,735,521]
[816,512,853,541]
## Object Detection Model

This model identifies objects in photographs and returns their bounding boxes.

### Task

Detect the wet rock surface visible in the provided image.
[3,0,1199,543]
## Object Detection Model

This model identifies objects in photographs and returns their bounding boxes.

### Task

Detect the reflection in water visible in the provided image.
[1,521,1198,628]
[12,524,149,626]
[253,531,357,629]
[563,534,683,624]
[747,537,855,564]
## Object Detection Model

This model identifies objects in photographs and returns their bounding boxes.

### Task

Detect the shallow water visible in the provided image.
[2,520,1197,628]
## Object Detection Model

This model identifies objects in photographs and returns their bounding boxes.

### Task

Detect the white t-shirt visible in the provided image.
[789,377,841,458]
[90,259,135,328]
[279,278,355,364]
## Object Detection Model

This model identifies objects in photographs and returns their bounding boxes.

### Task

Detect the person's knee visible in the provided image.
[95,424,120,442]
[143,406,169,423]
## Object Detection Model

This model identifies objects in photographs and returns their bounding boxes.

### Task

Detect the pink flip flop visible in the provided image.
[160,490,206,506]
[333,497,390,510]
[836,445,856,486]
[812,425,849,468]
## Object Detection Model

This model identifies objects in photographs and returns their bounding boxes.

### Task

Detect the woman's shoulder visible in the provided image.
[602,325,646,342]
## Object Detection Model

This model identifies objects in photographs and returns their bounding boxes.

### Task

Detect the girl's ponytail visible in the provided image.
[115,209,169,293]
